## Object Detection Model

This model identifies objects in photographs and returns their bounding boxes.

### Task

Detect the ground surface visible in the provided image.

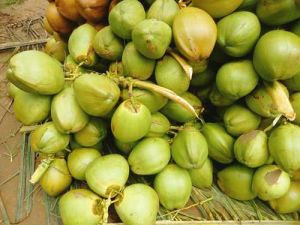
[0,1,48,224]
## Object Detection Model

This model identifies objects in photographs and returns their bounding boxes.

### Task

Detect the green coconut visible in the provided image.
[253,30,300,81]
[64,54,87,74]
[74,117,107,147]
[290,92,300,125]
[147,0,179,26]
[173,7,217,63]
[111,100,152,143]
[85,154,129,198]
[161,91,202,123]
[283,71,300,91]
[59,189,103,225]
[201,123,235,164]
[39,158,72,197]
[115,184,159,225]
[12,87,51,125]
[223,104,261,136]
[122,42,156,80]
[268,123,300,173]
[51,85,89,134]
[171,126,208,169]
[191,67,215,87]
[192,0,243,18]
[189,59,208,74]
[216,60,259,100]
[245,84,288,118]
[109,61,125,77]
[132,19,172,59]
[93,26,124,61]
[70,138,103,151]
[44,37,68,62]
[237,0,258,11]
[114,139,138,155]
[128,137,170,175]
[209,85,236,107]
[73,73,120,117]
[188,158,213,189]
[121,87,168,113]
[8,82,22,98]
[68,23,98,67]
[108,0,146,39]
[31,122,70,154]
[252,165,290,201]
[234,130,269,168]
[7,50,64,95]
[256,0,300,26]
[155,55,190,94]
[269,181,300,214]
[217,163,256,200]
[146,112,170,137]
[217,11,261,57]
[67,148,101,180]
[154,164,192,210]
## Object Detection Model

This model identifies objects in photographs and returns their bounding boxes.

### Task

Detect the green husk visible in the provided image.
[108,0,146,39]
[128,137,170,175]
[234,130,269,168]
[13,87,51,125]
[73,73,120,117]
[132,19,172,59]
[122,42,156,80]
[30,122,70,154]
[85,154,129,198]
[6,50,64,95]
[115,184,159,225]
[146,112,170,137]
[217,163,256,201]
[74,117,107,147]
[155,55,190,94]
[111,99,152,143]
[121,87,168,113]
[223,104,261,136]
[256,0,300,26]
[39,158,72,197]
[171,126,208,169]
[188,158,213,189]
[253,30,300,82]
[201,123,235,164]
[268,123,300,174]
[51,85,89,134]
[217,11,260,57]
[161,92,202,123]
[93,26,124,61]
[147,0,179,26]
[68,23,98,67]
[154,164,192,210]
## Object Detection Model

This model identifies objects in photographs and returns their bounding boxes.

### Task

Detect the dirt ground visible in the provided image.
[0,1,49,224]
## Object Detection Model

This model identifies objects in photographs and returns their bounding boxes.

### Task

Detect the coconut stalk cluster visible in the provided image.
[6,0,300,224]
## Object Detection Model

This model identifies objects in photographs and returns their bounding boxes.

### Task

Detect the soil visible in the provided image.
[0,0,48,224]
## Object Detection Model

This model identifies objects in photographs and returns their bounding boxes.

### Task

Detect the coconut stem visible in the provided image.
[264,81,295,121]
[29,157,54,184]
[132,80,200,119]
[263,115,282,133]
[103,72,201,119]
[19,125,40,133]
[100,190,121,225]
[128,81,138,113]
[167,48,193,80]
